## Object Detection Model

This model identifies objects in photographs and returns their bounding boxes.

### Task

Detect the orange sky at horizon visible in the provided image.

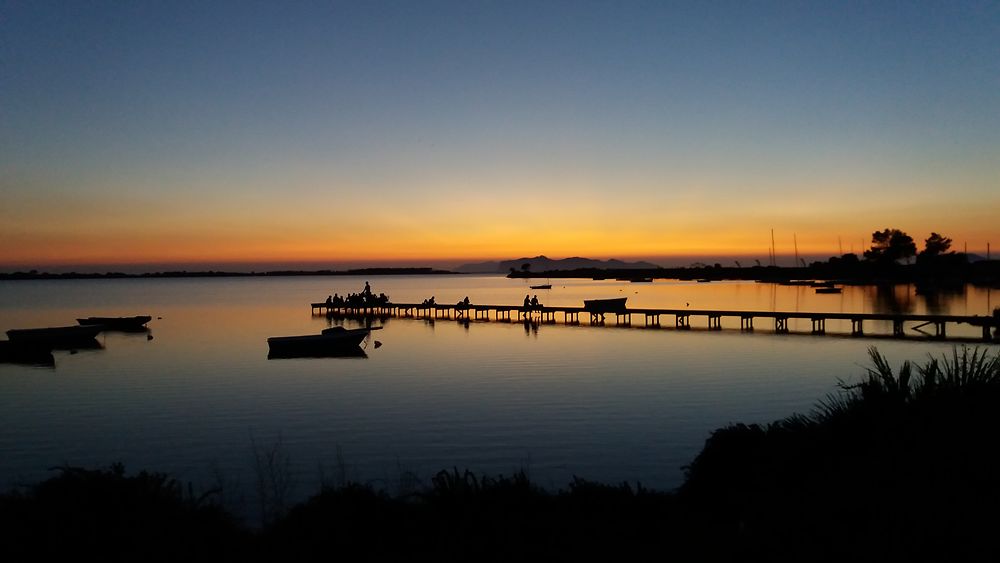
[3,4,998,271]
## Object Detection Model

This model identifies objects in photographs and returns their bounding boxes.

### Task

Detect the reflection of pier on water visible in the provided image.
[311,302,999,342]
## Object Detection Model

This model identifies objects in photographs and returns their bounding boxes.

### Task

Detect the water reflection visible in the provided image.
[0,275,996,502]
[872,285,914,315]
[267,347,368,360]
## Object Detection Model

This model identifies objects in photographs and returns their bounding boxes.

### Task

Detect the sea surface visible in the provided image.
[1,275,996,514]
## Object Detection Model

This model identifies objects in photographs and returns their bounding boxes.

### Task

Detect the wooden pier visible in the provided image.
[310,302,1000,342]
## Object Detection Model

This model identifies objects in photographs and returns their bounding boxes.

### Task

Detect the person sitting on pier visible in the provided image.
[422,296,436,306]
[363,281,372,296]
[333,293,343,306]
[531,295,540,309]
[523,294,531,309]
[325,295,332,305]
[457,296,471,309]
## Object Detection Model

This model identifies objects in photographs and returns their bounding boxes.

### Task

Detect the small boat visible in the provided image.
[582,297,628,314]
[6,325,103,346]
[77,316,152,331]
[266,326,379,358]
[0,341,55,367]
[529,284,552,290]
[815,287,843,294]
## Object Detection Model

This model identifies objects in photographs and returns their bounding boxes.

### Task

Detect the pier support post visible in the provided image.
[740,316,754,331]
[893,320,904,337]
[708,315,722,330]
[676,314,690,329]
[775,316,788,333]
[935,322,946,339]
[617,313,631,326]
[811,318,825,334]
[851,319,864,336]
[645,314,660,326]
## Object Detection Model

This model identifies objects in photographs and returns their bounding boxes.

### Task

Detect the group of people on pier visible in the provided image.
[326,281,389,309]
[523,294,542,310]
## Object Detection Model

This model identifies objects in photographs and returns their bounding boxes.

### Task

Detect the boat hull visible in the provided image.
[0,341,55,367]
[6,325,103,346]
[583,297,628,313]
[77,316,152,330]
[266,328,371,358]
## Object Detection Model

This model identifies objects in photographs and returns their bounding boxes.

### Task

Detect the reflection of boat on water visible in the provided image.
[266,326,379,358]
[815,287,843,294]
[6,325,103,346]
[77,315,152,331]
[583,297,628,314]
[268,345,368,360]
[0,341,55,367]
[529,284,552,290]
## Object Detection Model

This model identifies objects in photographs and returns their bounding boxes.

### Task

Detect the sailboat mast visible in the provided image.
[770,229,776,267]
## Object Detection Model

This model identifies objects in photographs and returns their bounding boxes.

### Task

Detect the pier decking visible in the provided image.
[310,302,999,342]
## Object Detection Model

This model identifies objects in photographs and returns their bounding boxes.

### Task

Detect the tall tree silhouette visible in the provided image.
[864,228,916,264]
[921,232,953,257]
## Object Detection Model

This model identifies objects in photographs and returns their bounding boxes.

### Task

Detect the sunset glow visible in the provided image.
[2,2,998,271]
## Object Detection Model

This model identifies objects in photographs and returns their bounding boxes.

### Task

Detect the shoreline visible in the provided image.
[0,267,461,281]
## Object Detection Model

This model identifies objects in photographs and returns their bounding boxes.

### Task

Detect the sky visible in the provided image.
[2,1,998,271]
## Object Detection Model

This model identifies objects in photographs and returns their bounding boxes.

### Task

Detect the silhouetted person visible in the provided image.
[531,295,539,308]
[463,296,470,305]
[523,294,531,309]
[363,281,371,296]
[326,295,332,305]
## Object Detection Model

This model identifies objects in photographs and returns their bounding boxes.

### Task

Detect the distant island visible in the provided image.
[0,267,457,281]
[457,255,660,273]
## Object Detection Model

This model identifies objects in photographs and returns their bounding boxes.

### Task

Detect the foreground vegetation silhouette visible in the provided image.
[3,347,1000,561]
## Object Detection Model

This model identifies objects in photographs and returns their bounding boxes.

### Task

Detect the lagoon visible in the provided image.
[0,275,996,509]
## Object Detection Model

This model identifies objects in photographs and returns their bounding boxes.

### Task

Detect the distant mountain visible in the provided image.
[456,255,661,273]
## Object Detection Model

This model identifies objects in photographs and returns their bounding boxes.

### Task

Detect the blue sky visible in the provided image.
[2,1,998,269]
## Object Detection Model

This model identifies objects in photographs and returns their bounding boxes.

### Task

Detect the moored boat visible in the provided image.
[77,316,152,330]
[582,297,628,314]
[529,284,552,289]
[6,324,103,346]
[815,287,843,294]
[267,326,379,358]
[0,340,56,367]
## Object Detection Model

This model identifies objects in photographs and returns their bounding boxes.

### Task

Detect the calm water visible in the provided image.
[1,275,996,510]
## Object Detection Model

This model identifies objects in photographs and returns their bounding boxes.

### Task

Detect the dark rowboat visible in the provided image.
[815,287,843,294]
[529,284,552,289]
[0,340,55,367]
[583,297,628,314]
[6,325,103,346]
[77,316,152,330]
[267,327,379,358]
